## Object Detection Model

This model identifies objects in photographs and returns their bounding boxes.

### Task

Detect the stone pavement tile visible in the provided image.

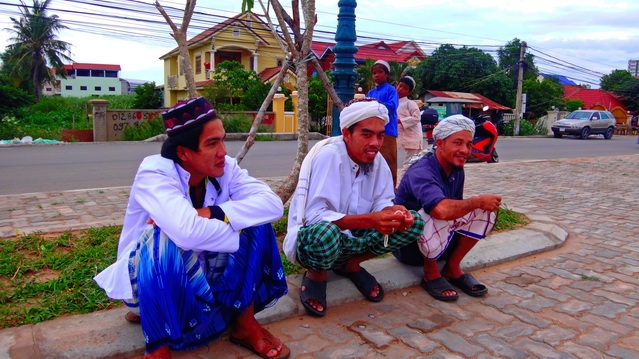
[501,306,551,328]
[491,322,536,342]
[512,338,574,359]
[348,321,394,348]
[464,303,514,325]
[554,298,594,316]
[581,313,635,336]
[427,329,484,358]
[471,334,528,359]
[491,282,535,298]
[537,310,592,332]
[530,325,578,347]
[576,327,620,351]
[559,341,611,359]
[387,326,440,354]
[606,345,639,359]
[589,302,631,319]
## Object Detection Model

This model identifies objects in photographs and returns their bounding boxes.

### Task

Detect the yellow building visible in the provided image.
[160,11,295,106]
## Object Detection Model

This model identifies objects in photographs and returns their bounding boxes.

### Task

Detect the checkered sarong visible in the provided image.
[296,210,424,271]
[417,208,495,260]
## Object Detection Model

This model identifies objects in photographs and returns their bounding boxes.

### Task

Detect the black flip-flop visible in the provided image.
[448,273,488,297]
[333,267,384,302]
[300,271,327,317]
[420,277,459,302]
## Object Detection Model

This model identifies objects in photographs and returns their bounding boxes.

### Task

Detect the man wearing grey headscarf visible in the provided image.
[394,115,502,302]
[283,98,424,317]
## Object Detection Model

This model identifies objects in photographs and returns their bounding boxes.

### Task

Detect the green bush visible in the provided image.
[133,82,163,109]
[220,114,253,133]
[502,119,538,136]
[123,117,165,141]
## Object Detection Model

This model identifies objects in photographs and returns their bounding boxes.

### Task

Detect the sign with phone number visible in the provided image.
[106,110,162,141]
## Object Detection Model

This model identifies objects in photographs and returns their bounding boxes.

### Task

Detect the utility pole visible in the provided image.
[514,41,526,136]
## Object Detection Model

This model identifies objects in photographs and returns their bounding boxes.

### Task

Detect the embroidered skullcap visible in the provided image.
[162,97,218,137]
[373,60,390,73]
[399,76,416,91]
[433,114,475,140]
[340,98,389,130]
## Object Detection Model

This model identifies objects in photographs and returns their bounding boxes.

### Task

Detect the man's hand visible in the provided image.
[372,206,414,234]
[474,194,502,212]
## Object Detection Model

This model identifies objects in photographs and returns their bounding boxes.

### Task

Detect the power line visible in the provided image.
[0,0,615,84]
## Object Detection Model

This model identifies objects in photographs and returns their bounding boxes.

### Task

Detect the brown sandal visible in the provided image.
[124,311,141,323]
[230,327,290,359]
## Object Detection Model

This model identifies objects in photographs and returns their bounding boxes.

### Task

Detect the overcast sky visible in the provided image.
[1,0,637,88]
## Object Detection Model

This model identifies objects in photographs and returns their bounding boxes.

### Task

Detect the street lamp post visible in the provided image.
[330,0,358,136]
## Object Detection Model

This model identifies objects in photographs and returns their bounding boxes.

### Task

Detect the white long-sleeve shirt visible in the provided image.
[94,154,283,299]
[397,97,423,150]
[283,140,394,264]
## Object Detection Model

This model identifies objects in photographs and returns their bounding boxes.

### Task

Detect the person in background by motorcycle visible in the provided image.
[396,76,423,182]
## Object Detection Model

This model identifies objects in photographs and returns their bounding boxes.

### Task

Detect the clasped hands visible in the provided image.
[373,205,414,235]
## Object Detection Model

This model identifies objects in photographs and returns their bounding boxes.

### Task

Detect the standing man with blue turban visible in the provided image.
[283,98,424,317]
[394,115,502,302]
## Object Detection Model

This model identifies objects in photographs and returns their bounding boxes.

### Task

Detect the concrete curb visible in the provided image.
[0,215,568,359]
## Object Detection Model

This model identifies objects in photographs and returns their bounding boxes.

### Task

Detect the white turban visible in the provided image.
[340,99,389,130]
[374,60,390,73]
[433,114,475,140]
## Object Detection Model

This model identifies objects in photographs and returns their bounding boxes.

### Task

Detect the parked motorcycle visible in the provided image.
[467,106,499,163]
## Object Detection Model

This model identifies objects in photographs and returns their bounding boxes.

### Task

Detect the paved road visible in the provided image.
[1,135,638,195]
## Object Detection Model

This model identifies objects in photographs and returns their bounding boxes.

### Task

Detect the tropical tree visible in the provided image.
[600,69,639,112]
[356,58,375,92]
[133,82,163,109]
[5,0,73,102]
[521,76,564,120]
[388,60,406,85]
[498,38,537,82]
[412,44,515,108]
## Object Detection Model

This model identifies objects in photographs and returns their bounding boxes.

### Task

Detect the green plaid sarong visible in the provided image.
[296,210,424,271]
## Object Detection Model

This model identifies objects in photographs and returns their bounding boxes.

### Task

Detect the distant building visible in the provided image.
[42,63,153,97]
[628,59,639,77]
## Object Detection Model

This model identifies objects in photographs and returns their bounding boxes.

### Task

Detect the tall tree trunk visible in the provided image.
[155,0,197,98]
[276,60,308,203]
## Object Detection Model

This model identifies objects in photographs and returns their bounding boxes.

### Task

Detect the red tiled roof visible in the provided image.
[311,41,334,59]
[160,12,271,59]
[60,63,121,71]
[355,40,426,63]
[426,90,511,111]
[562,85,626,111]
[258,66,283,82]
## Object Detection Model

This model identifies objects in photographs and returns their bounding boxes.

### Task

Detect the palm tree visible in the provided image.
[356,58,376,93]
[5,0,73,102]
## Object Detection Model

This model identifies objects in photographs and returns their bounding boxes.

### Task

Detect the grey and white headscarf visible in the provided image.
[407,114,476,167]
[432,114,475,140]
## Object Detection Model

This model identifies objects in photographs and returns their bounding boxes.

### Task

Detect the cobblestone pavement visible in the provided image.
[173,155,639,359]
[2,156,639,358]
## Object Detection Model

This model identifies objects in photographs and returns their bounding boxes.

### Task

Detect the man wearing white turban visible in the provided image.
[283,98,424,317]
[393,114,502,302]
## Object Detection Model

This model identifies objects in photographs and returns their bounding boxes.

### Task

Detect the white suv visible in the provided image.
[551,110,616,139]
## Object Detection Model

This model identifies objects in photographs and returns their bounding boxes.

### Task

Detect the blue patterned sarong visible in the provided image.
[124,223,288,352]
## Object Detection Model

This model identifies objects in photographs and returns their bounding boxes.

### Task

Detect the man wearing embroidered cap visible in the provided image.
[394,114,502,302]
[94,97,289,359]
[283,98,425,317]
